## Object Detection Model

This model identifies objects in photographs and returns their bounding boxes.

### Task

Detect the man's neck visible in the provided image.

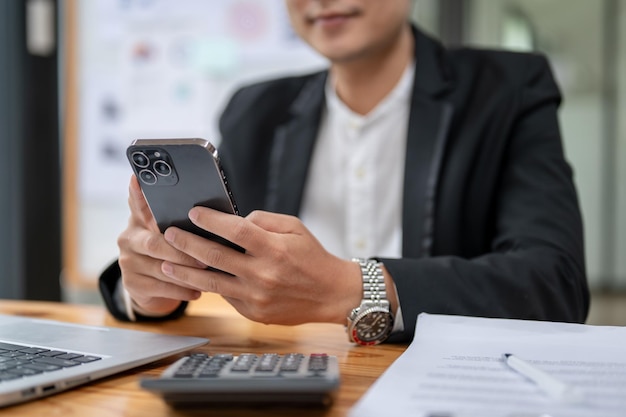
[330,25,414,115]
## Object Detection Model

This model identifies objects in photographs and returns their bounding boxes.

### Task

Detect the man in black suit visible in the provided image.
[100,0,589,343]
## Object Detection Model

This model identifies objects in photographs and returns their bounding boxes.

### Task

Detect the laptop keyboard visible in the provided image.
[0,341,101,382]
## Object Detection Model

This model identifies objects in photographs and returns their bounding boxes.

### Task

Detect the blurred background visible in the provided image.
[1,0,625,324]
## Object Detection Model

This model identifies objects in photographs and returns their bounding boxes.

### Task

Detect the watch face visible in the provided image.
[351,306,393,346]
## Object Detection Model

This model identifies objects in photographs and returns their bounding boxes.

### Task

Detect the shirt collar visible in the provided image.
[325,60,416,124]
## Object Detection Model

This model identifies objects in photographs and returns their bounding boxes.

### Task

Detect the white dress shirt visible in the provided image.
[300,64,414,259]
[299,62,416,332]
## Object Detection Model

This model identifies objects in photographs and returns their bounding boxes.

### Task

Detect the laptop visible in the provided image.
[0,313,208,407]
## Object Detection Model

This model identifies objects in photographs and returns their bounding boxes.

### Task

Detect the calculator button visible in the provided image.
[280,353,304,372]
[308,354,328,372]
[212,354,234,362]
[231,354,257,372]
[255,354,280,372]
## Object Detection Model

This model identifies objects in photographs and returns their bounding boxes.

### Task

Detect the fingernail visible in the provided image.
[188,208,198,221]
[162,262,174,276]
[163,228,175,243]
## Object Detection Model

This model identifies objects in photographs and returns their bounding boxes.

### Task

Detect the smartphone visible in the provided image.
[126,138,243,252]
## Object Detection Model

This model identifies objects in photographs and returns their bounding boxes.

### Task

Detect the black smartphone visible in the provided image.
[126,138,243,252]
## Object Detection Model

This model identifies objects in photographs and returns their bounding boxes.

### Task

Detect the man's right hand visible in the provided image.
[117,175,205,316]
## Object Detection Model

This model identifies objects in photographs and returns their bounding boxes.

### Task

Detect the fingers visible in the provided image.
[187,207,300,254]
[119,249,203,315]
[118,226,206,269]
[189,207,264,252]
[123,176,207,268]
[161,261,243,299]
[166,208,307,279]
[163,226,249,276]
[123,271,201,303]
[123,271,200,317]
[245,210,304,234]
[127,175,158,231]
[119,249,203,291]
[119,175,212,315]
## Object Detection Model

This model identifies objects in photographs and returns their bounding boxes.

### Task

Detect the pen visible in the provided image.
[502,353,585,404]
[427,414,555,417]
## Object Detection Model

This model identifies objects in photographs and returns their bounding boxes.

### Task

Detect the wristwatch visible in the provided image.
[346,258,394,346]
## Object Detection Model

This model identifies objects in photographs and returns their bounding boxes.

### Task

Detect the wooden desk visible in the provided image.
[0,295,406,417]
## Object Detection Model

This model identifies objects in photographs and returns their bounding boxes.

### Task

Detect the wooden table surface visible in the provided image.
[0,294,406,417]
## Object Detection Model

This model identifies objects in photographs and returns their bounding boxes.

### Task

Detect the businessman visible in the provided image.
[100,0,589,344]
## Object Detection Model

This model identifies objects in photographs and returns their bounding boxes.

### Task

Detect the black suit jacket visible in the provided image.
[100,27,589,342]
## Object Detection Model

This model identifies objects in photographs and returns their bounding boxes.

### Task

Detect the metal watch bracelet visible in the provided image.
[347,258,394,345]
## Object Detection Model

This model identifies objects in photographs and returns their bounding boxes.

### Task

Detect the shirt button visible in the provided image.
[355,167,366,179]
[355,238,367,250]
[348,119,360,130]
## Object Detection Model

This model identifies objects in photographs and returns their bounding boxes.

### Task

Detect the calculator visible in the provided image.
[140,352,341,407]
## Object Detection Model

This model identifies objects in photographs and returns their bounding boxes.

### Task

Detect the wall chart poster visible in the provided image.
[73,0,326,279]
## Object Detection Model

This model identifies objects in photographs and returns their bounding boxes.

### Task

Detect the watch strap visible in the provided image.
[353,258,389,310]
[347,258,394,345]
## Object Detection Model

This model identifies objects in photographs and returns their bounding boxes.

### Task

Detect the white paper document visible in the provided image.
[350,313,626,417]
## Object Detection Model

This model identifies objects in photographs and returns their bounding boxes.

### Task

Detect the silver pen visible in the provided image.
[502,353,585,404]
[428,414,556,417]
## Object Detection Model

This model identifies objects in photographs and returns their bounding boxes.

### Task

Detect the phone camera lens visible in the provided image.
[138,169,157,185]
[132,151,150,168]
[153,160,172,176]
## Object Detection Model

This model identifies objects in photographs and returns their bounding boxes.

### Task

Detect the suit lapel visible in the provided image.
[402,28,455,258]
[265,72,327,216]
[403,97,453,258]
